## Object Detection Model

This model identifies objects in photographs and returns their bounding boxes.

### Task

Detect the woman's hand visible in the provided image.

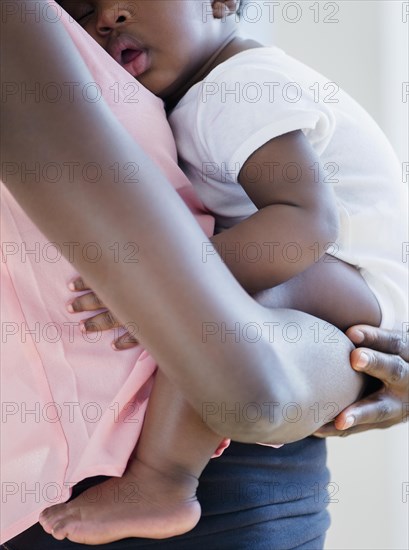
[69,277,409,436]
[67,277,139,350]
[314,325,409,437]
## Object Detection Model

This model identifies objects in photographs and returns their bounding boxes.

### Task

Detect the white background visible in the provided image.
[240,1,408,549]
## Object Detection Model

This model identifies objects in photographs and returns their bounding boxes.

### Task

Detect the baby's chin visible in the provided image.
[136,72,177,101]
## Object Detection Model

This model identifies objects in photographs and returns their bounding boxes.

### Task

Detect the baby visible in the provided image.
[39,0,407,544]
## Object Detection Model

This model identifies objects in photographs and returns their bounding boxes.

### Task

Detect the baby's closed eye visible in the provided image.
[58,1,94,24]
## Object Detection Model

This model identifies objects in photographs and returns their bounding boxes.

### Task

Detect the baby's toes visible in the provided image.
[50,517,73,541]
[39,504,69,534]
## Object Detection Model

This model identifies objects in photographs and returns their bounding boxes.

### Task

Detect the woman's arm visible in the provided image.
[67,287,409,440]
[1,4,365,443]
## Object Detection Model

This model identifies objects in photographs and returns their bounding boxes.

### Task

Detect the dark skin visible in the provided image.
[68,280,409,435]
[33,6,405,542]
[3,0,407,544]
[317,325,409,436]
[57,0,382,329]
[56,0,403,436]
[4,0,369,447]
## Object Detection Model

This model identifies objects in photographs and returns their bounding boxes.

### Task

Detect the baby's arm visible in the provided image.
[211,130,339,294]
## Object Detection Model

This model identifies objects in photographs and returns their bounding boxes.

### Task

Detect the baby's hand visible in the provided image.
[67,276,139,350]
[314,325,408,437]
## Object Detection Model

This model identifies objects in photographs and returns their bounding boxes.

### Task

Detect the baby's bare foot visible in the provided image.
[38,458,201,545]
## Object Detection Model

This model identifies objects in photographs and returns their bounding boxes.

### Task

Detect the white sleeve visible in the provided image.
[195,59,335,184]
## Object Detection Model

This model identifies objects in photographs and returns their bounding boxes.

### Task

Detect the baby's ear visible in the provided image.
[212,0,239,19]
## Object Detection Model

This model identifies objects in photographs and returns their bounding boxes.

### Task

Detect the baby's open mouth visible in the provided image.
[108,35,150,78]
[121,48,142,65]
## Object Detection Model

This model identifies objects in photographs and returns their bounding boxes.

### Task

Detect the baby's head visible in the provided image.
[58,1,243,102]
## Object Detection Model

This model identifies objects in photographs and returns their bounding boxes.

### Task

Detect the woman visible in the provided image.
[1,2,408,549]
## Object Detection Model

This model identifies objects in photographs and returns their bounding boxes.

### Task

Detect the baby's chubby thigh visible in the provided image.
[253,256,381,331]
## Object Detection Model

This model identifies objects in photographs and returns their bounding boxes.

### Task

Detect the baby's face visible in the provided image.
[59,0,229,100]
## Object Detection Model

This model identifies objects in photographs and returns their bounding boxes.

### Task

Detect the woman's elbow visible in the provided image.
[201,379,294,443]
[191,316,296,441]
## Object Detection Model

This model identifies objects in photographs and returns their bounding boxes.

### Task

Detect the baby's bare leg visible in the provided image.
[39,256,375,545]
[254,255,382,331]
[39,371,223,545]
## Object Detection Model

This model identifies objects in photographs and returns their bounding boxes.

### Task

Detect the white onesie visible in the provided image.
[168,47,408,330]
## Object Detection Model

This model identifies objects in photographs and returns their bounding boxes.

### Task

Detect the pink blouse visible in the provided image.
[0,3,214,542]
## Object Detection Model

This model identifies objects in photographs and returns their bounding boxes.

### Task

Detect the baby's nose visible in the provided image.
[96,4,133,34]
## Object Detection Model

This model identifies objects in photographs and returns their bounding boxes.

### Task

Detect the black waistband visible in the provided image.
[5,438,330,550]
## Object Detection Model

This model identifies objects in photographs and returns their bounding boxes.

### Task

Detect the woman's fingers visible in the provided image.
[331,337,408,437]
[313,422,356,437]
[333,390,403,429]
[313,418,398,438]
[68,276,91,292]
[347,325,409,361]
[67,291,106,313]
[314,327,409,439]
[80,310,122,332]
[350,347,409,387]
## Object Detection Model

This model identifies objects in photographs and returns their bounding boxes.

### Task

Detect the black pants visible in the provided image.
[2,439,330,550]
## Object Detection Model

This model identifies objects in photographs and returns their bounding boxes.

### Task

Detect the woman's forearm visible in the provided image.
[1,6,292,433]
[1,4,365,443]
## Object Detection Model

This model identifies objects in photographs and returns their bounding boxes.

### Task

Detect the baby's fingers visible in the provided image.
[67,292,106,313]
[81,311,122,332]
[68,276,91,292]
[112,332,139,351]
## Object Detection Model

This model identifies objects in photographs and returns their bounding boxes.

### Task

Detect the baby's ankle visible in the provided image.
[129,455,199,500]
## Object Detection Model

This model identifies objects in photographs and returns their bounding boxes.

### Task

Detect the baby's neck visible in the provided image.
[165,36,263,112]
[211,36,263,68]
